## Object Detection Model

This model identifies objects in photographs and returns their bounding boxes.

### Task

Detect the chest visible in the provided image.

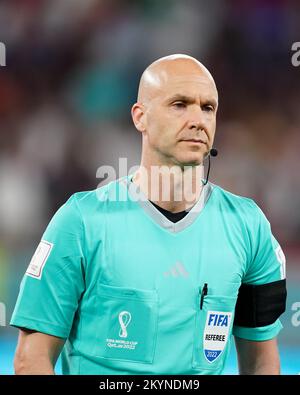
[85,209,246,303]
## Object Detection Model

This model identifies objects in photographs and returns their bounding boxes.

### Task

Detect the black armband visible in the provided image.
[234,279,287,328]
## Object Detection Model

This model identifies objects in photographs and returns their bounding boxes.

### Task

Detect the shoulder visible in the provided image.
[62,176,129,221]
[210,182,258,211]
[71,176,128,210]
[42,177,129,245]
[209,182,266,225]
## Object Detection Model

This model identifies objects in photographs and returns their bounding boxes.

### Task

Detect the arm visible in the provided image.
[14,328,65,375]
[10,196,85,375]
[234,336,280,375]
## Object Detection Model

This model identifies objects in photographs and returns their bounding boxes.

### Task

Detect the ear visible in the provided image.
[131,103,146,133]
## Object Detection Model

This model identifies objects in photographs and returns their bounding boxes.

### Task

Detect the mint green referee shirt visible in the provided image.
[11,174,286,374]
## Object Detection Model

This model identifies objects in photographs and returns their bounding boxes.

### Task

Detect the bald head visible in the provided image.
[137,54,217,104]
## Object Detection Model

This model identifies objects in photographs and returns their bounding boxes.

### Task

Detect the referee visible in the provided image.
[11,54,287,375]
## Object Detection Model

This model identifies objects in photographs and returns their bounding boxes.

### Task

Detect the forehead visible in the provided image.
[157,72,218,102]
[167,74,216,93]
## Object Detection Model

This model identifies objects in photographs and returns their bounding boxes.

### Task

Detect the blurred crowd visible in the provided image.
[0,0,299,323]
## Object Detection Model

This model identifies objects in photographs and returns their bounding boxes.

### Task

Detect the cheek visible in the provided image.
[206,117,216,137]
[146,112,174,142]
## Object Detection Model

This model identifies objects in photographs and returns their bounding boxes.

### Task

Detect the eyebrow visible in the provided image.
[166,94,218,108]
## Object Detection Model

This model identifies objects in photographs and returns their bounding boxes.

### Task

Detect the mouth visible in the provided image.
[180,138,207,145]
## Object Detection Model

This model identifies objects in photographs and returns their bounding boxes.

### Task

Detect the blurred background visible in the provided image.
[0,0,299,374]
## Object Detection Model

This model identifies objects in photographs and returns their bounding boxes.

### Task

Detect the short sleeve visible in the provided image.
[233,202,286,341]
[10,194,85,339]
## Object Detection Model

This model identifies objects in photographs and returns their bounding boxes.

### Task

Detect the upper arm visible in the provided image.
[234,336,280,375]
[10,195,86,339]
[233,202,286,341]
[15,328,65,373]
[244,203,286,285]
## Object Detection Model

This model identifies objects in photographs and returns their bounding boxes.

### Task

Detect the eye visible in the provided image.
[172,101,187,109]
[203,104,214,112]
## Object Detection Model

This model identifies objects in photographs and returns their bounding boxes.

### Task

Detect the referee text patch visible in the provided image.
[203,311,232,363]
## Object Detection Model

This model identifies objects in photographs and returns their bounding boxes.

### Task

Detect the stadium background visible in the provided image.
[0,0,299,374]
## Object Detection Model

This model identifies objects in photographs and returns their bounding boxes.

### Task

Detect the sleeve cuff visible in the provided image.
[232,319,283,341]
[10,315,70,339]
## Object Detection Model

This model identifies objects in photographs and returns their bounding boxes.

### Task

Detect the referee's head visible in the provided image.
[131,54,218,168]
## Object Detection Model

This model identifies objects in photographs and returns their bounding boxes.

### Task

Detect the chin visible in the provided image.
[176,156,203,167]
[172,148,206,167]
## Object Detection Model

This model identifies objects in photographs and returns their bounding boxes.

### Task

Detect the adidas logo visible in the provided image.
[163,261,189,278]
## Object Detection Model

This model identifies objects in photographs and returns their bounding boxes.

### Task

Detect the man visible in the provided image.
[11,54,286,375]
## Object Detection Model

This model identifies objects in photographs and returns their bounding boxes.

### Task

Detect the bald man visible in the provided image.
[11,55,286,375]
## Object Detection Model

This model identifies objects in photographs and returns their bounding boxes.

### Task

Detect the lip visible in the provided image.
[181,139,206,144]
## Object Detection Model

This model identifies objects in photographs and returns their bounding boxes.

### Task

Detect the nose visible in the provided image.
[186,107,206,130]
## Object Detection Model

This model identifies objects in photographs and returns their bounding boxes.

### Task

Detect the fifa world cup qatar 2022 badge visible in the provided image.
[203,311,232,363]
[106,311,139,350]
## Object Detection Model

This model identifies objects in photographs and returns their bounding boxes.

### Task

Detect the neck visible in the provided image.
[132,161,204,213]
